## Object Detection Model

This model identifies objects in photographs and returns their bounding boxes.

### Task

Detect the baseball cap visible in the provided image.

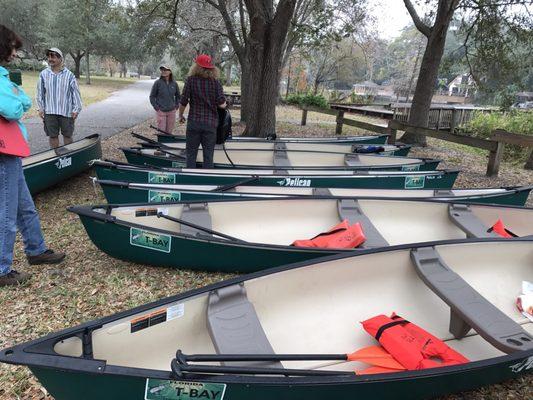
[46,47,64,59]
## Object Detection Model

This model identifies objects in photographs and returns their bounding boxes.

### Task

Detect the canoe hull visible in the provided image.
[122,149,440,172]
[94,165,459,190]
[98,182,532,206]
[24,135,102,194]
[30,354,533,400]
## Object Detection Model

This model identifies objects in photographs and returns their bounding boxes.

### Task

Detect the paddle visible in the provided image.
[211,175,260,192]
[131,132,162,147]
[150,125,175,136]
[177,346,403,370]
[156,212,248,243]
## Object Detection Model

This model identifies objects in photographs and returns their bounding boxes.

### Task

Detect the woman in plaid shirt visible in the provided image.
[178,54,226,168]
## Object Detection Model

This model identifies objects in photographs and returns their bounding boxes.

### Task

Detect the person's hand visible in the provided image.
[38,111,44,119]
[12,86,19,96]
[179,115,186,123]
[72,112,78,120]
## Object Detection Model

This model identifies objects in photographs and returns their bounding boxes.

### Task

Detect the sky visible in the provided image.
[367,0,414,39]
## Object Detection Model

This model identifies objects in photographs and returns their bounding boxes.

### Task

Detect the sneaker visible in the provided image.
[0,270,31,286]
[27,249,66,265]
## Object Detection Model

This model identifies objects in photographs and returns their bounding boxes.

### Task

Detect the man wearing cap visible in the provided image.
[149,65,180,134]
[36,48,82,149]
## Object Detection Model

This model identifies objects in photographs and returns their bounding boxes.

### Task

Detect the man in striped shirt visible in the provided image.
[36,48,82,148]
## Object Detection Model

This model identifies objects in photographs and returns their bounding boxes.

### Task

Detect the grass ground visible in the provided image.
[20,71,138,119]
[0,105,532,399]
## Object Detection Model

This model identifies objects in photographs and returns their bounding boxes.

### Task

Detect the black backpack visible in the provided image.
[216,109,232,144]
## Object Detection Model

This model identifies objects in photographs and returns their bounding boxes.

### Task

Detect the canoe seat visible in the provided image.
[448,204,500,238]
[312,187,332,196]
[207,283,282,368]
[273,150,291,167]
[180,203,212,237]
[434,189,454,197]
[411,246,533,354]
[274,142,287,151]
[337,199,389,248]
[344,153,362,167]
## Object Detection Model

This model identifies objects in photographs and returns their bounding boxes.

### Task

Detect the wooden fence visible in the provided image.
[299,105,533,176]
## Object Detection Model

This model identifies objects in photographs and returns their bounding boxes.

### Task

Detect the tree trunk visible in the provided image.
[70,51,84,79]
[240,61,251,123]
[401,0,458,146]
[85,51,91,85]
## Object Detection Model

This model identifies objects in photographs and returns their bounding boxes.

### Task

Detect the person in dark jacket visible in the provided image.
[178,54,226,168]
[149,66,180,134]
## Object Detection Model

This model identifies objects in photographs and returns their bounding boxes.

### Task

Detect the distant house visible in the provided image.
[448,74,476,97]
[353,80,380,96]
[516,91,533,102]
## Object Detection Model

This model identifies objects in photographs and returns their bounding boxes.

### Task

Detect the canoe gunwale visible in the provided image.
[2,238,533,386]
[95,179,533,205]
[156,133,391,144]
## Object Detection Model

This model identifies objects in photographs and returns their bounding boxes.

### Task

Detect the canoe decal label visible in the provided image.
[130,303,184,334]
[130,228,171,253]
[276,177,311,187]
[149,190,182,203]
[404,176,425,189]
[55,156,72,169]
[401,164,420,171]
[145,379,226,400]
[149,172,176,184]
[509,356,533,373]
[172,161,185,168]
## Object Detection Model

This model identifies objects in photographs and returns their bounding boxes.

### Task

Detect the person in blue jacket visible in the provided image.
[0,25,65,287]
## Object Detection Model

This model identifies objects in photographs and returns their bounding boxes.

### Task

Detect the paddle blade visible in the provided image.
[356,365,405,375]
[347,346,405,370]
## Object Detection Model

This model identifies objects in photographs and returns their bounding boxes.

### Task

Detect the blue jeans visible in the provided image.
[0,155,47,275]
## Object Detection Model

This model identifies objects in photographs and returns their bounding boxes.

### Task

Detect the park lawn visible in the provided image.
[20,71,137,119]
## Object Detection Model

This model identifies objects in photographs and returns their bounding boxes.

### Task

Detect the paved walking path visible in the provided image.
[25,79,155,153]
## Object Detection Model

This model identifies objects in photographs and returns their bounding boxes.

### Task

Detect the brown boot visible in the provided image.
[0,270,31,286]
[27,249,66,265]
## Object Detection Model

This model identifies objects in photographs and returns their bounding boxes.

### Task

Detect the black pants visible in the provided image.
[185,121,216,168]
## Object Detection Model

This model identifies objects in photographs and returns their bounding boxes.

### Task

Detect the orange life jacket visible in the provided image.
[489,219,517,238]
[361,314,469,370]
[292,220,366,249]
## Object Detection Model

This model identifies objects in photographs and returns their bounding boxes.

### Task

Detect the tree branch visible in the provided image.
[403,0,431,37]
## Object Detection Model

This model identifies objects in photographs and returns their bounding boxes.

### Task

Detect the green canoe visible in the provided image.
[121,147,440,171]
[96,179,533,206]
[135,133,411,156]
[68,197,533,272]
[1,239,531,400]
[23,134,102,194]
[157,131,390,145]
[93,160,460,190]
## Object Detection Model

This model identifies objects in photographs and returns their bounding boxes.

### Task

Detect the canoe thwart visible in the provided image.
[180,203,212,237]
[410,246,533,354]
[337,199,389,248]
[448,204,500,238]
[207,284,282,368]
[312,187,332,196]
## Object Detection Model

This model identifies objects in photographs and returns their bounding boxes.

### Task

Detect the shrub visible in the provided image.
[466,110,533,163]
[286,93,328,108]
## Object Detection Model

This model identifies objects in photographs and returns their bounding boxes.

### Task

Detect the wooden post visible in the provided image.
[525,150,533,170]
[335,110,344,136]
[486,140,504,177]
[301,107,308,126]
[387,121,397,144]
[436,109,442,130]
[449,109,459,133]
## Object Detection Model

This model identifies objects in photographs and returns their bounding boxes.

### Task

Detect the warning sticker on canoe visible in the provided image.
[145,379,226,400]
[148,172,176,184]
[149,190,182,203]
[130,303,184,334]
[404,176,425,189]
[401,164,420,171]
[130,228,171,253]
